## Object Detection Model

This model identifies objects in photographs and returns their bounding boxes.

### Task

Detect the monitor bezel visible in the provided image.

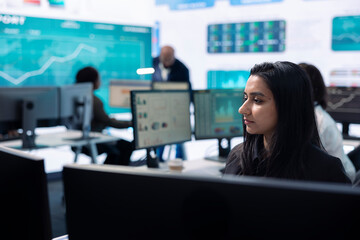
[130,89,192,150]
[192,88,244,140]
[151,81,190,90]
[63,163,360,240]
[0,86,60,148]
[1,145,52,239]
[59,82,93,139]
[326,86,360,124]
[109,79,152,108]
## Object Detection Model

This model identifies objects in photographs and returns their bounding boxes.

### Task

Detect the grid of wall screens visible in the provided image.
[207,20,286,53]
[193,89,243,139]
[131,90,191,149]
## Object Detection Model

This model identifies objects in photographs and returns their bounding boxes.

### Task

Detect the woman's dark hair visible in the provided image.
[240,61,322,179]
[75,66,99,89]
[298,63,328,109]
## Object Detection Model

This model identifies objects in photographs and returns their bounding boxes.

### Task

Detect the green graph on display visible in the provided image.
[207,70,249,89]
[332,15,360,51]
[0,14,152,113]
[212,92,243,136]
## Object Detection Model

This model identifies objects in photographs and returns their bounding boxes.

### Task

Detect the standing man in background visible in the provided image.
[152,45,191,84]
[152,45,192,162]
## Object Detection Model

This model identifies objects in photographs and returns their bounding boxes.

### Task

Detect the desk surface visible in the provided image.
[133,158,226,178]
[343,139,360,148]
[0,130,119,149]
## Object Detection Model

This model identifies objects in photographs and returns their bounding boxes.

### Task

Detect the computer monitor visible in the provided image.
[193,89,244,162]
[63,164,360,240]
[130,90,192,167]
[152,81,190,90]
[59,82,93,140]
[0,86,59,149]
[0,145,52,240]
[326,86,360,138]
[109,80,151,108]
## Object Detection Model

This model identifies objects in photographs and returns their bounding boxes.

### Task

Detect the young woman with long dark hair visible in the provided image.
[224,62,351,183]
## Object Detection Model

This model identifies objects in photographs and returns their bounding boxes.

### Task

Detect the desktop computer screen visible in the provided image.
[59,82,93,140]
[326,86,360,137]
[109,80,151,109]
[151,81,190,90]
[193,89,244,162]
[131,90,192,150]
[0,145,52,240]
[63,164,360,240]
[0,86,59,148]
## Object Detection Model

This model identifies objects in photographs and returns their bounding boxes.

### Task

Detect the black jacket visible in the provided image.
[152,57,190,83]
[224,142,352,184]
[152,56,193,102]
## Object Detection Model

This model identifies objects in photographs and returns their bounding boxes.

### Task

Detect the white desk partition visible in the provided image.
[0,129,120,164]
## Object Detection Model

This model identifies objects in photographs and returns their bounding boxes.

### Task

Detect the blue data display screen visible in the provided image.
[208,20,286,53]
[155,0,215,10]
[332,15,360,51]
[207,70,249,89]
[230,0,282,5]
[194,89,244,139]
[0,14,152,113]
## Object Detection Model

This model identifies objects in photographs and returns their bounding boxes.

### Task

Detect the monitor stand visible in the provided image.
[146,148,159,168]
[205,138,231,163]
[63,95,99,142]
[15,99,49,150]
[21,99,38,149]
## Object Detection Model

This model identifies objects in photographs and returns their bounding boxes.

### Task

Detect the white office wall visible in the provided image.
[154,0,360,89]
[0,0,155,25]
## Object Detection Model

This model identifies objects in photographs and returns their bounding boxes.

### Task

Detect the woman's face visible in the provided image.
[239,75,278,140]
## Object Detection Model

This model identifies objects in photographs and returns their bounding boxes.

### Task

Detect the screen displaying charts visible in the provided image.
[193,89,243,139]
[332,15,360,51]
[131,90,192,149]
[207,70,249,89]
[326,86,360,124]
[207,20,286,53]
[0,14,152,114]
